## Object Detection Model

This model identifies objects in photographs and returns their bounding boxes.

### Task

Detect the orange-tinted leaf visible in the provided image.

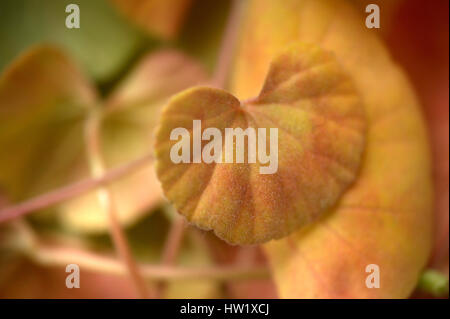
[231,0,433,298]
[382,0,449,272]
[110,0,193,40]
[155,44,366,244]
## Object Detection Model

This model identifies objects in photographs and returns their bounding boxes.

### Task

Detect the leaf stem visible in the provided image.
[84,110,149,298]
[27,241,269,281]
[0,152,153,224]
[161,216,186,265]
[211,0,246,88]
[155,215,186,297]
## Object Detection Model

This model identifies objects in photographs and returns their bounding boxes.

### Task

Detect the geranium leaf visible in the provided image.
[231,0,433,298]
[155,44,366,244]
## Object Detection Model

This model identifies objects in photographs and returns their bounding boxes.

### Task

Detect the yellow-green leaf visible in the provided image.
[155,44,366,245]
[0,0,147,83]
[0,46,96,201]
[231,0,433,298]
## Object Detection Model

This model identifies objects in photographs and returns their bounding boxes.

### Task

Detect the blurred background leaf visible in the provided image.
[0,46,96,202]
[110,0,193,40]
[0,0,148,84]
[232,0,433,298]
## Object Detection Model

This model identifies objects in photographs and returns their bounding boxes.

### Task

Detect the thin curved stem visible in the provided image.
[0,152,153,224]
[28,241,270,281]
[211,0,246,88]
[84,110,149,298]
[155,215,186,297]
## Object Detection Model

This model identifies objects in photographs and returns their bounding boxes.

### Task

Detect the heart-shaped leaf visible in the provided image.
[155,44,366,244]
[231,0,433,298]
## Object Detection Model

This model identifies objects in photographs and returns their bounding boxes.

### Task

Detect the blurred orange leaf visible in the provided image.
[381,0,449,273]
[110,0,193,40]
[231,0,433,298]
